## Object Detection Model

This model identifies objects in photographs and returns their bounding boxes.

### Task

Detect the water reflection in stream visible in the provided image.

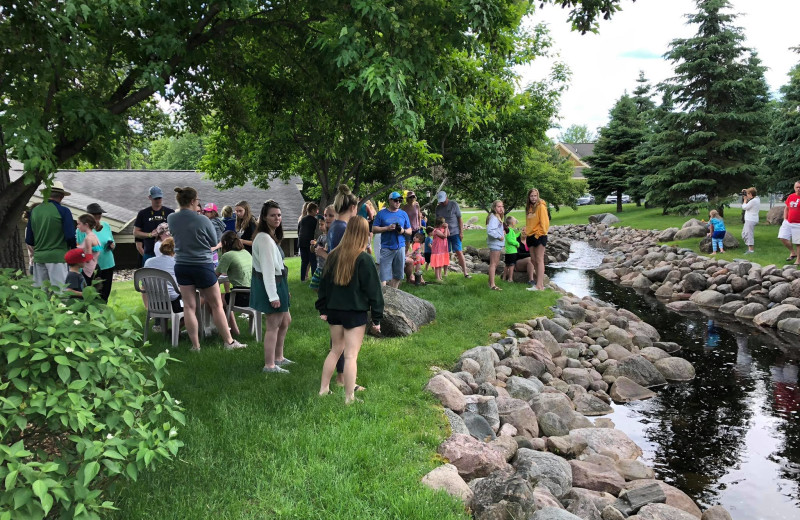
[546,242,800,519]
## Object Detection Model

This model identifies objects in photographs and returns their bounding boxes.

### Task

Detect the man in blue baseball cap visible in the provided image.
[133,185,174,265]
[372,191,412,288]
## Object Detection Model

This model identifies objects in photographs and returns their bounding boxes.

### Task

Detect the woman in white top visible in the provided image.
[741,187,760,254]
[250,200,293,373]
[485,200,505,291]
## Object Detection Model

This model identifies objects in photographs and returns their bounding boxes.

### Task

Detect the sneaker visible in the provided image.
[262,366,290,374]
[744,250,754,254]
[152,325,162,333]
[276,357,294,366]
[224,339,247,350]
[526,286,539,291]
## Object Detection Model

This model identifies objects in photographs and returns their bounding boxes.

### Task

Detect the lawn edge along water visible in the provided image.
[108,257,559,519]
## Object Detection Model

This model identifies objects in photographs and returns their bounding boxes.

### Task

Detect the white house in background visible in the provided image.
[555,142,595,180]
[11,160,305,268]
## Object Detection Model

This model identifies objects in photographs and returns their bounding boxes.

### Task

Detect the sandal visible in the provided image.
[319,390,333,396]
[490,286,502,291]
[786,256,796,262]
[464,274,472,279]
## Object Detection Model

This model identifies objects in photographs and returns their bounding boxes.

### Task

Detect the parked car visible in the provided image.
[689,194,708,202]
[576,194,595,205]
[605,194,631,204]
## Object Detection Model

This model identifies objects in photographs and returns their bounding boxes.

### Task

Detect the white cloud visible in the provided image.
[518,0,800,139]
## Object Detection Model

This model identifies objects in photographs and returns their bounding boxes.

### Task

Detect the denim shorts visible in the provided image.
[174,263,218,289]
[379,248,405,281]
[447,234,463,252]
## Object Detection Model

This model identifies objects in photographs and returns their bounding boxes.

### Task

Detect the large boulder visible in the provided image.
[425,375,466,413]
[573,393,614,416]
[380,286,436,336]
[734,302,768,320]
[531,508,584,520]
[637,503,700,520]
[513,448,573,499]
[657,228,679,242]
[673,226,707,240]
[569,428,644,460]
[569,459,626,495]
[752,304,800,327]
[460,346,500,384]
[421,464,473,503]
[469,468,537,520]
[610,376,656,403]
[499,356,547,378]
[689,290,724,308]
[506,376,544,403]
[654,358,696,382]
[462,411,497,442]
[767,205,785,225]
[530,392,576,425]
[778,318,800,335]
[615,355,668,388]
[589,213,620,226]
[496,398,539,439]
[699,233,739,253]
[437,434,510,480]
[682,273,707,293]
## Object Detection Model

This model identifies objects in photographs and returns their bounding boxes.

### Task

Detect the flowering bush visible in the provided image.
[0,269,184,519]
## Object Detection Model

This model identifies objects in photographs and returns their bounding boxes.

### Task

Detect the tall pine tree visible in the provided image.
[627,71,656,206]
[585,94,646,213]
[643,0,770,215]
[765,52,800,195]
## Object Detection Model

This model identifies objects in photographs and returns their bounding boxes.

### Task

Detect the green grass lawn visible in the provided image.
[462,204,794,268]
[107,256,558,519]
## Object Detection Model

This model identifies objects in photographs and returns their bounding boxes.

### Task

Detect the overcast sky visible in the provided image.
[518,0,800,140]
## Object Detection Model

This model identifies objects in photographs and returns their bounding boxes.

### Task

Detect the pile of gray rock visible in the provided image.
[422,294,724,520]
[552,223,800,336]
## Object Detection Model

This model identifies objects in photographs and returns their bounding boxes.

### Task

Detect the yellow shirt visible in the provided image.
[525,201,550,239]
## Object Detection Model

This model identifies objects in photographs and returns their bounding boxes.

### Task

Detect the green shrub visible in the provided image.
[0,269,184,519]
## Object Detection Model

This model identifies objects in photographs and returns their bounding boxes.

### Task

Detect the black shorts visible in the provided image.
[424,252,432,264]
[526,235,548,248]
[326,309,369,329]
[170,298,183,313]
[504,252,518,266]
[224,289,251,308]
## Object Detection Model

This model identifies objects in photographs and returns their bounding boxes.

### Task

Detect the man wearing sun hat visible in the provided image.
[133,186,174,266]
[372,191,412,288]
[25,181,76,287]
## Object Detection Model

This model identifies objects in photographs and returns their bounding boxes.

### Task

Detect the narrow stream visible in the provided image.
[547,242,800,520]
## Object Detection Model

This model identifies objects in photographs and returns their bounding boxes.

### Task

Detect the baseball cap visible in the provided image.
[86,203,106,214]
[149,186,164,199]
[390,191,402,200]
[437,191,447,203]
[203,203,218,213]
[65,248,93,265]
[406,191,416,198]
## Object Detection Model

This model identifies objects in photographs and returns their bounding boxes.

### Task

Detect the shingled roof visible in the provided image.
[12,163,304,237]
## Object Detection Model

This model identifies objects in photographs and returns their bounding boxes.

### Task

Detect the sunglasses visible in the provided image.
[391,198,403,202]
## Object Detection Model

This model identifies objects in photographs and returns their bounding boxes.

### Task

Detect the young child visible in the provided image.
[430,217,450,281]
[707,210,726,254]
[64,248,93,297]
[423,225,434,271]
[503,216,520,282]
[408,232,426,285]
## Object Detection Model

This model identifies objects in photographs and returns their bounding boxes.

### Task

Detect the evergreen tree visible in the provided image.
[627,71,656,206]
[765,54,800,195]
[643,0,770,215]
[584,94,646,213]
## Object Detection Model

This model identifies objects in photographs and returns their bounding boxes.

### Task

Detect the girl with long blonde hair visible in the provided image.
[316,216,384,404]
[486,200,505,291]
[234,200,257,252]
[524,188,549,291]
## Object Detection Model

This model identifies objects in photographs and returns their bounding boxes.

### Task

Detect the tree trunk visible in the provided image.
[0,164,38,270]
[616,188,623,213]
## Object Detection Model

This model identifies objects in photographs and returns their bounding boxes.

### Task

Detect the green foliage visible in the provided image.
[642,0,770,214]
[0,270,184,519]
[585,95,646,211]
[765,58,800,195]
[148,134,206,171]
[626,71,656,206]
[558,124,597,143]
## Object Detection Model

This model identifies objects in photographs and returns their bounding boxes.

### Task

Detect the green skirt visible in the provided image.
[250,269,290,314]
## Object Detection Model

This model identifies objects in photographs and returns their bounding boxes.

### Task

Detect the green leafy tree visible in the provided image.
[585,95,646,212]
[0,0,632,268]
[765,54,800,195]
[642,0,771,215]
[149,134,206,171]
[558,124,597,143]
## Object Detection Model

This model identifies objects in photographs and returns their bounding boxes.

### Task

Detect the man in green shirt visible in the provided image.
[25,181,76,288]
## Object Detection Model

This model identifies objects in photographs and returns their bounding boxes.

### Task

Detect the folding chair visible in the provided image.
[133,268,186,347]
[226,287,262,342]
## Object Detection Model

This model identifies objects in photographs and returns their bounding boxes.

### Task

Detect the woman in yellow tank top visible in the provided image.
[524,188,549,291]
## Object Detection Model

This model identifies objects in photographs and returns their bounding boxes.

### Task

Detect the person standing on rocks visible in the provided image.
[784,181,800,265]
[316,216,383,404]
[740,187,760,254]
[525,188,549,291]
[25,181,76,288]
[435,191,471,278]
[486,200,505,291]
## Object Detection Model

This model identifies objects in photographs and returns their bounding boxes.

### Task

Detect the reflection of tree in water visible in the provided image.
[638,331,754,507]
[749,342,800,506]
